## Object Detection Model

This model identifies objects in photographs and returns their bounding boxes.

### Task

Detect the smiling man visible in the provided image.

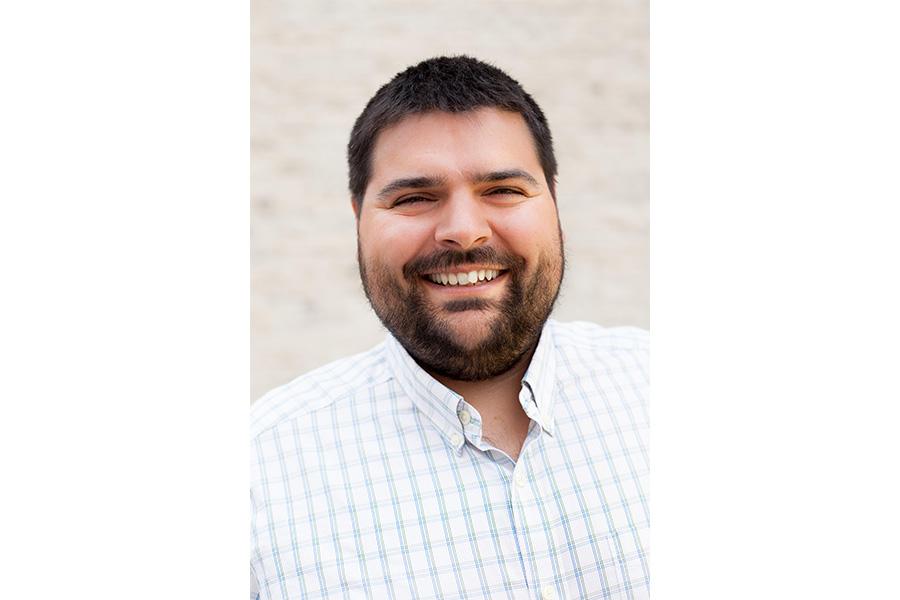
[251,56,649,599]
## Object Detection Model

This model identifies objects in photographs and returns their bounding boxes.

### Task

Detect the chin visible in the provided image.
[445,330,492,353]
[436,307,498,344]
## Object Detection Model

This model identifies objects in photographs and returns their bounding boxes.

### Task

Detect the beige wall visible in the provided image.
[251,0,648,401]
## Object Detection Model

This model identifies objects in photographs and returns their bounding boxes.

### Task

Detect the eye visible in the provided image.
[486,187,526,197]
[392,195,434,207]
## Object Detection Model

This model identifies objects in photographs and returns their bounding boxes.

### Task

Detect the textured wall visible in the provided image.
[251,0,648,401]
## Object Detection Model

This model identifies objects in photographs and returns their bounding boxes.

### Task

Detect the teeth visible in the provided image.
[428,269,503,286]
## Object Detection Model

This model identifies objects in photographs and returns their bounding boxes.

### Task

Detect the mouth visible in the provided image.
[421,267,508,288]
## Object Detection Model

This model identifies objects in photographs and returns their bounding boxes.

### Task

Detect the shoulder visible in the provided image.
[249,341,391,441]
[547,319,649,384]
[548,319,649,353]
[547,320,649,415]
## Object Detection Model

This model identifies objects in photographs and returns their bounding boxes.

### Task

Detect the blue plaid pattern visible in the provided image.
[250,320,649,599]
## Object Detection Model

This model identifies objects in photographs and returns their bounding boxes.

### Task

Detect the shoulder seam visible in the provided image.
[551,321,649,353]
[250,370,393,441]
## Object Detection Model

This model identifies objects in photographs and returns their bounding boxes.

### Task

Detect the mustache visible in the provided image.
[402,247,523,278]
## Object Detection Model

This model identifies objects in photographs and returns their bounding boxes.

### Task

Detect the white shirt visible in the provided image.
[251,319,649,599]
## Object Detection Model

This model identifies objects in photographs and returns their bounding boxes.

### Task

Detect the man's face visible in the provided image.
[356,108,564,381]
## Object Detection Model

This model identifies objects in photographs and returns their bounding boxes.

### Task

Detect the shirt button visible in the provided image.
[450,432,463,446]
[459,410,471,425]
[541,585,556,600]
[515,470,526,488]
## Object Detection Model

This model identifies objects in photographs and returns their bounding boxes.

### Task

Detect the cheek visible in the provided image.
[493,203,561,256]
[359,215,432,270]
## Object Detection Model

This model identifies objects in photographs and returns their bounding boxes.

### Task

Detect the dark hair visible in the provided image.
[347,55,557,207]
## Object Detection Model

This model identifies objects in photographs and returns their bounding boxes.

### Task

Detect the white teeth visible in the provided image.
[428,269,503,286]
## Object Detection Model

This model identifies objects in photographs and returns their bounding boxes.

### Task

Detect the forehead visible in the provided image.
[367,108,545,191]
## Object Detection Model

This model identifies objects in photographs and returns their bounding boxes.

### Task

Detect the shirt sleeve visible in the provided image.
[250,485,260,600]
[250,565,259,600]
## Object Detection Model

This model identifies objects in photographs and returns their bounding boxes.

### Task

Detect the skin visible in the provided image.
[354,107,564,460]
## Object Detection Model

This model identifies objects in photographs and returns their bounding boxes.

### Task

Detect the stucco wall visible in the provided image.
[251,0,648,400]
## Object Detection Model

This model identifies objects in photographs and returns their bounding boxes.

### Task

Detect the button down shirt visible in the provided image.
[250,320,649,599]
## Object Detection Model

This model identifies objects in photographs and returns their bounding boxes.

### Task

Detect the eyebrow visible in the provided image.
[375,169,540,202]
[375,176,447,201]
[473,169,540,188]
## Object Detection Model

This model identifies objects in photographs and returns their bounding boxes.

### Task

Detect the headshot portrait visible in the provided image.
[6,2,891,598]
[251,2,648,598]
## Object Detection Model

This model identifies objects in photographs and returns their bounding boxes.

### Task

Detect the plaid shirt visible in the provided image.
[251,320,649,599]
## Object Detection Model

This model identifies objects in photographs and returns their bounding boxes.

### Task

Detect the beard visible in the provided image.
[358,234,565,382]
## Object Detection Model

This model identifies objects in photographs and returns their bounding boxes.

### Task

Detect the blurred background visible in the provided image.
[251,0,648,401]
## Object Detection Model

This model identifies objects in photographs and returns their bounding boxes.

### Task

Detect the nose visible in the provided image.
[434,193,492,250]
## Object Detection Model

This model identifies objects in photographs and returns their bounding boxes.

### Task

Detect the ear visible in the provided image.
[350,197,361,220]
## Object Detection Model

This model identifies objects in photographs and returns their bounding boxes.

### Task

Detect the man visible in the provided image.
[251,56,649,599]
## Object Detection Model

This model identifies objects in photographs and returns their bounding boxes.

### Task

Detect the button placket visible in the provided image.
[515,469,527,488]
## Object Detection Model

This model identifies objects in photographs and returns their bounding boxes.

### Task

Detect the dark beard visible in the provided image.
[358,242,564,381]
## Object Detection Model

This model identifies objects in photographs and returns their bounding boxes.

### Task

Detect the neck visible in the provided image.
[430,347,536,461]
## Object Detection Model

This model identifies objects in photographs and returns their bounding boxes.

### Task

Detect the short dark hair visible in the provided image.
[347,55,557,207]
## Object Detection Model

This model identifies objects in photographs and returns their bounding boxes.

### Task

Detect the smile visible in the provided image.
[425,268,505,287]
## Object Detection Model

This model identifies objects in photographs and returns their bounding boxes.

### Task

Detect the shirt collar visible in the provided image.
[385,334,465,450]
[520,319,558,435]
[384,320,559,447]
